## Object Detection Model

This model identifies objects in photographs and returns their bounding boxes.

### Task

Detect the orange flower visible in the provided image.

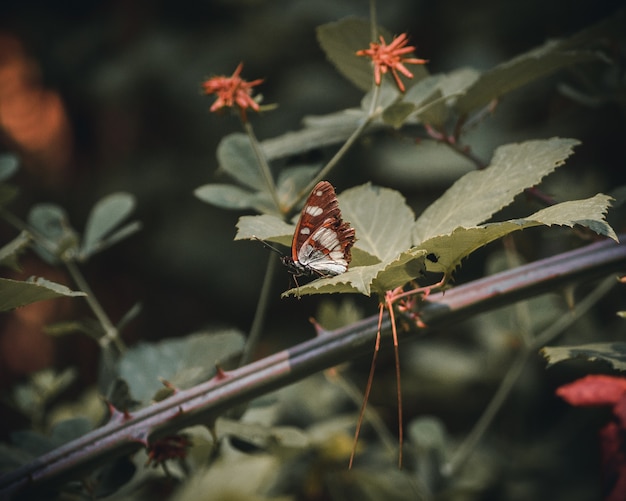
[202,63,263,115]
[356,33,427,92]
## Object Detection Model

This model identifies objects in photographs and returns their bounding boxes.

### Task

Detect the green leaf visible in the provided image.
[80,193,138,260]
[526,194,617,240]
[28,204,79,263]
[195,183,260,210]
[414,138,580,244]
[12,368,78,416]
[235,214,294,248]
[340,183,415,262]
[261,109,369,162]
[0,277,85,311]
[455,41,603,115]
[284,248,427,298]
[316,17,380,92]
[217,133,265,191]
[0,231,31,271]
[417,193,616,274]
[541,342,626,371]
[0,154,19,181]
[118,330,245,404]
[370,247,428,293]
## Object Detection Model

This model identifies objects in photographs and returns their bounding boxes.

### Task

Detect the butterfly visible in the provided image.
[282,181,356,278]
[256,181,356,279]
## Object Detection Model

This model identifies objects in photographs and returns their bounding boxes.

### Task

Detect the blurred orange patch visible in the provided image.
[0,33,72,186]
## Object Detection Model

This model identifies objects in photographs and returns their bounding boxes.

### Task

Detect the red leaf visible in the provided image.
[556,375,626,407]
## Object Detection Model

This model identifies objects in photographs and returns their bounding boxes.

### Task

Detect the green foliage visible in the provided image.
[80,192,140,261]
[28,204,79,264]
[454,41,604,115]
[236,138,616,297]
[0,191,140,312]
[412,138,581,242]
[542,343,626,371]
[0,277,85,311]
[0,232,31,271]
[0,154,19,181]
[118,330,245,404]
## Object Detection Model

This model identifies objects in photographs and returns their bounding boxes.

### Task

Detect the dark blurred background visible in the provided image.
[0,0,623,389]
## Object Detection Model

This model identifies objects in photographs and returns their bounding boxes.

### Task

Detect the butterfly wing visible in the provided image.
[291,181,356,276]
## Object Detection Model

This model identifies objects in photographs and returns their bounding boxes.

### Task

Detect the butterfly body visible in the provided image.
[282,181,355,278]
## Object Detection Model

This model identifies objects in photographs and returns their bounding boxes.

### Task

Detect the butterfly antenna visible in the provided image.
[251,236,285,257]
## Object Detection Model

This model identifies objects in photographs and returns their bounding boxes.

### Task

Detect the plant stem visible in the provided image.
[241,252,278,366]
[64,260,126,354]
[295,85,381,208]
[369,0,378,42]
[242,120,281,210]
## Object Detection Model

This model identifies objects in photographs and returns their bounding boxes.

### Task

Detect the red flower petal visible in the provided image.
[557,375,626,407]
[356,33,427,93]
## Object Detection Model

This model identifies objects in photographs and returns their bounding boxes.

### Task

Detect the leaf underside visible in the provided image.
[542,343,626,372]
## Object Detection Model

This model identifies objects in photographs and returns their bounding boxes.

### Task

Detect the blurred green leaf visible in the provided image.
[28,204,79,263]
[80,192,138,260]
[217,133,265,191]
[261,109,369,162]
[9,418,91,459]
[316,17,379,92]
[455,41,603,115]
[413,138,580,244]
[0,154,19,181]
[12,368,78,418]
[49,418,93,445]
[542,342,626,371]
[118,330,245,404]
[0,231,31,271]
[0,277,85,311]
[195,183,255,209]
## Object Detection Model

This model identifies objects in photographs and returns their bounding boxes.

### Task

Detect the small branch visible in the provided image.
[64,260,126,354]
[240,252,278,366]
[295,86,381,208]
[242,120,281,210]
[1,236,624,500]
